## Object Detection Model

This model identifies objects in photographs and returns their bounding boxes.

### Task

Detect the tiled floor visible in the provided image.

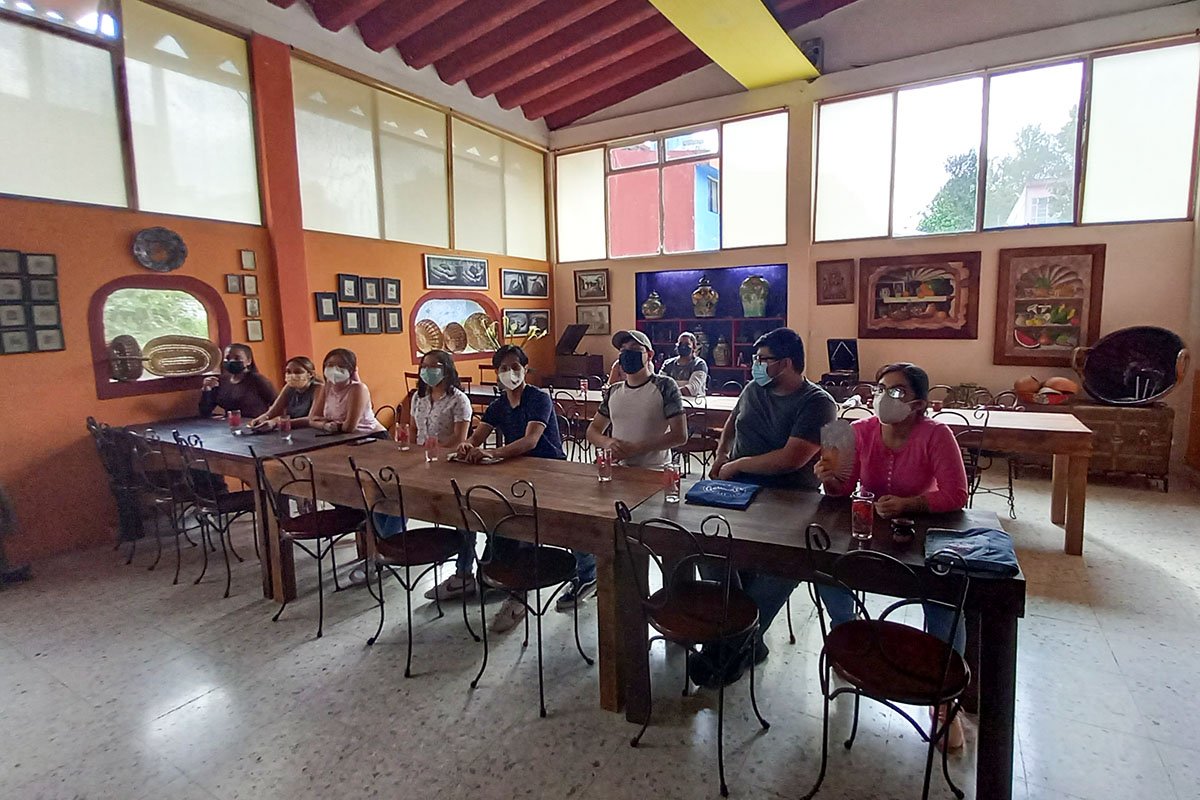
[3,470,1198,800]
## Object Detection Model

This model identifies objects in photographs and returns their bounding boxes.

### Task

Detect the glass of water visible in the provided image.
[596,447,613,482]
[851,488,875,540]
[663,454,682,503]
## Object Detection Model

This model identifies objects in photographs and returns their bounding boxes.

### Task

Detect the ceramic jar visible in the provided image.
[740,274,770,317]
[693,328,710,360]
[641,291,666,320]
[692,276,719,317]
[712,336,731,366]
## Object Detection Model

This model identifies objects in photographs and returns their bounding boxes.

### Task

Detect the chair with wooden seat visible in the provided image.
[374,404,398,437]
[615,502,769,798]
[675,403,719,477]
[452,478,593,717]
[253,448,366,638]
[801,524,971,800]
[350,458,476,676]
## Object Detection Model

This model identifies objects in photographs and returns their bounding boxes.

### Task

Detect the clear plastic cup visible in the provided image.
[663,456,681,503]
[396,425,410,452]
[278,415,292,442]
[851,488,875,540]
[596,447,613,482]
[228,409,242,434]
[424,437,440,462]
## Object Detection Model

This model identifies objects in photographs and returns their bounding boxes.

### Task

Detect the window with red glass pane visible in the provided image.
[607,168,660,257]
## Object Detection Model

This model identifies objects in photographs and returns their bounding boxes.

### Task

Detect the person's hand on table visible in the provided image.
[322,421,341,433]
[202,376,219,390]
[463,445,487,464]
[716,459,742,481]
[608,439,638,462]
[874,494,912,519]
[455,442,473,459]
[250,415,274,431]
[709,453,728,480]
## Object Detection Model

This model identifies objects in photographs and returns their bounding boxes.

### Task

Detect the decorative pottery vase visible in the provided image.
[641,291,666,320]
[693,328,710,360]
[712,336,731,367]
[692,276,719,317]
[740,274,770,317]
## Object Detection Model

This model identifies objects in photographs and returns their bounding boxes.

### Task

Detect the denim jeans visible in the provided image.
[816,585,967,654]
[698,564,798,649]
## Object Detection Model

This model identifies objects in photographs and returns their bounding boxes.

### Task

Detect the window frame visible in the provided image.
[88,274,231,399]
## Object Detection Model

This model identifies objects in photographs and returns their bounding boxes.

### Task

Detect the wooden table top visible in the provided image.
[127,417,378,461]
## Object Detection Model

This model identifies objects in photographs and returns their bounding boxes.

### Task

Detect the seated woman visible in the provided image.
[199,343,276,420]
[308,348,388,438]
[814,362,969,748]
[250,356,321,430]
[404,349,472,451]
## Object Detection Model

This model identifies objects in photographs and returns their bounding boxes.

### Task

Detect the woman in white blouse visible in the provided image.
[405,349,472,451]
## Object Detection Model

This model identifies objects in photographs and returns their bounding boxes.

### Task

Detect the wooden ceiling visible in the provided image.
[267,0,859,128]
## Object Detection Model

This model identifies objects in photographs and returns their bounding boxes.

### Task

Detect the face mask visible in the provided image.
[751,361,773,387]
[420,367,445,387]
[875,393,914,425]
[676,344,692,358]
[498,366,525,391]
[618,349,645,375]
[324,366,350,384]
[285,373,310,390]
[224,360,246,375]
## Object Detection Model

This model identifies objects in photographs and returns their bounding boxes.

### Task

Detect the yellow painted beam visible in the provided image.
[650,0,819,89]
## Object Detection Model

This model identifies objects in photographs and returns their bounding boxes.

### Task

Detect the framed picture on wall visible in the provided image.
[501,268,549,299]
[574,269,609,302]
[1,329,31,353]
[314,292,338,321]
[34,327,64,351]
[994,244,1105,366]
[384,308,403,333]
[816,259,856,305]
[240,249,256,270]
[242,275,258,296]
[246,319,264,342]
[0,250,20,274]
[858,252,981,340]
[245,298,260,317]
[225,274,241,294]
[340,306,362,335]
[576,304,610,336]
[363,306,383,334]
[360,277,381,304]
[29,279,57,302]
[0,279,23,301]
[31,304,59,327]
[503,309,530,336]
[382,278,401,305]
[23,254,57,276]
[337,273,360,303]
[0,305,27,327]
[424,255,488,289]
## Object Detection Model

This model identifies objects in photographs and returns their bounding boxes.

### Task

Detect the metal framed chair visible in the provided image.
[928,384,957,409]
[403,372,421,394]
[374,404,398,434]
[719,379,744,395]
[253,448,366,638]
[123,429,194,582]
[615,502,769,797]
[87,417,144,562]
[801,524,971,800]
[675,403,719,477]
[553,391,592,464]
[838,405,873,421]
[350,458,476,676]
[933,409,991,510]
[451,478,593,717]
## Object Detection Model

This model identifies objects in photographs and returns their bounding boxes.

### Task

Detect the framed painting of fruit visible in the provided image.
[994,245,1105,366]
[858,251,981,339]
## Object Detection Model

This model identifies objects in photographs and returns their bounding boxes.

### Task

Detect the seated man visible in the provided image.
[696,327,836,687]
[659,331,709,397]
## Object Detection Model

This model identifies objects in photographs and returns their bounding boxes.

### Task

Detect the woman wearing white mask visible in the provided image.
[403,349,472,451]
[250,356,322,430]
[309,348,388,438]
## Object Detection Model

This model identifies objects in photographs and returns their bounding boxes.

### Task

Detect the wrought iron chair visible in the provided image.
[615,502,769,797]
[838,404,873,421]
[933,409,990,510]
[675,403,719,477]
[123,429,194,582]
[801,524,971,800]
[87,417,144,562]
[928,384,957,409]
[451,478,593,717]
[719,379,744,395]
[350,458,475,676]
[374,404,398,435]
[253,448,366,638]
[553,391,592,463]
[173,432,257,598]
[972,394,1022,518]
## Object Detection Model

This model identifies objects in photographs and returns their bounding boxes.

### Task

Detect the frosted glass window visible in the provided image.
[503,139,546,260]
[814,94,893,241]
[892,77,983,236]
[721,112,787,247]
[124,0,260,224]
[663,158,719,253]
[555,149,605,262]
[7,0,118,39]
[378,92,448,247]
[0,19,126,206]
[1083,44,1200,224]
[293,59,379,238]
[452,119,505,255]
[607,168,660,257]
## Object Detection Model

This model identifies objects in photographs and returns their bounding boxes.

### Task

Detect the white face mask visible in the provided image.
[498,365,525,391]
[324,366,350,385]
[875,393,914,425]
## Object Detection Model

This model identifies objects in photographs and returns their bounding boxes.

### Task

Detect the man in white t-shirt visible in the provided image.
[586,330,687,467]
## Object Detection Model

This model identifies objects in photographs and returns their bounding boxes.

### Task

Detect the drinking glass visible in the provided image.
[851,488,875,540]
[396,425,410,452]
[596,447,613,482]
[663,455,681,503]
[424,437,440,462]
[278,415,292,443]
[227,409,242,435]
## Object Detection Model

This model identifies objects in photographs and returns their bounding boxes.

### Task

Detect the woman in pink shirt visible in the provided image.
[814,362,969,749]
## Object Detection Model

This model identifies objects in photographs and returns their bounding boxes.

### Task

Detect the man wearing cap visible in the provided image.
[659,331,709,397]
[586,329,688,468]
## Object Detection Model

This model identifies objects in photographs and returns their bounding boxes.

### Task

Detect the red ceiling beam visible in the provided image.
[522,35,696,120]
[434,0,616,87]
[545,49,711,128]
[356,0,471,52]
[497,17,677,111]
[267,0,298,7]
[465,0,657,98]
[310,0,387,32]
[398,0,547,71]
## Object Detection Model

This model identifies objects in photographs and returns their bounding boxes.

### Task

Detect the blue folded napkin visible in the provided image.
[684,480,761,510]
[924,527,1019,577]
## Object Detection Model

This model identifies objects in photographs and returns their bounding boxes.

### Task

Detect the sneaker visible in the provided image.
[490,596,527,633]
[423,573,477,601]
[347,564,369,587]
[555,579,598,612]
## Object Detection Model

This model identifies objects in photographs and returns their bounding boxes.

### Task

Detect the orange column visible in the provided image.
[250,34,312,359]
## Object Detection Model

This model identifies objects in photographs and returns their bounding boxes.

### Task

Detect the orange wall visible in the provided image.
[303,231,554,408]
[0,196,279,563]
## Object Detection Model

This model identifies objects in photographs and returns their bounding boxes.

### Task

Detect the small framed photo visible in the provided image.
[337,273,360,303]
[382,278,401,305]
[0,305,27,327]
[340,306,362,335]
[239,249,256,270]
[24,254,57,276]
[424,255,488,289]
[30,304,59,327]
[0,250,22,274]
[501,268,549,299]
[360,277,381,304]
[29,279,57,302]
[574,269,609,302]
[225,274,242,293]
[2,329,32,354]
[0,278,23,301]
[384,308,403,333]
[245,319,264,342]
[576,304,610,336]
[363,306,383,334]
[816,259,855,306]
[245,298,260,317]
[34,327,64,351]
[314,292,338,321]
[242,275,258,296]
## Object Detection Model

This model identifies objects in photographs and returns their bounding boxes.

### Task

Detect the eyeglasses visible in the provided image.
[751,355,781,365]
[873,384,911,400]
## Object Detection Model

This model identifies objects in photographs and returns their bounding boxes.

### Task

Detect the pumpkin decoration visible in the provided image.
[1043,376,1079,395]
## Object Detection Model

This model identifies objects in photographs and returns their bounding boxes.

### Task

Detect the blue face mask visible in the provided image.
[751,361,772,386]
[420,367,444,387]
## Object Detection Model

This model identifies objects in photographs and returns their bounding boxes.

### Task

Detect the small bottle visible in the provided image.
[663,454,682,503]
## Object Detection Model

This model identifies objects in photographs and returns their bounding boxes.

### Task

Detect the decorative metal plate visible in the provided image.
[132,227,188,272]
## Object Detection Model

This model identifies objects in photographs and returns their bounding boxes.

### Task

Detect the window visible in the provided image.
[554,148,606,262]
[1030,196,1053,224]
[721,112,787,247]
[3,0,117,39]
[378,91,449,247]
[123,0,260,224]
[814,94,893,241]
[103,287,209,349]
[0,17,126,206]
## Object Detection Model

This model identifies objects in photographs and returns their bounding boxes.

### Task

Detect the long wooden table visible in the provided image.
[624,487,1024,800]
[271,441,666,711]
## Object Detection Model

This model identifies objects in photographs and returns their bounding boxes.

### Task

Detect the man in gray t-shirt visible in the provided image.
[659,331,709,397]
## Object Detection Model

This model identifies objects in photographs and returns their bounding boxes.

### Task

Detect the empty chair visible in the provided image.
[675,403,719,477]
[374,404,398,436]
[719,379,744,395]
[87,417,144,562]
[123,429,193,581]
